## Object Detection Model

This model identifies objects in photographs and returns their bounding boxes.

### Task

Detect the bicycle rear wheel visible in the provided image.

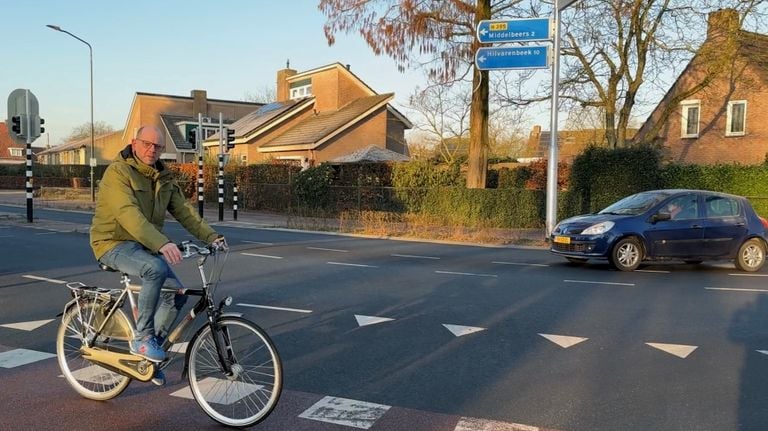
[187,317,282,427]
[56,302,132,400]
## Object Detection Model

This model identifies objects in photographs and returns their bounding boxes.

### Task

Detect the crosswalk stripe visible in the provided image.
[298,396,390,430]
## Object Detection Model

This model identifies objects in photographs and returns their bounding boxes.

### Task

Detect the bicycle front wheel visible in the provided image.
[56,302,132,400]
[187,317,282,427]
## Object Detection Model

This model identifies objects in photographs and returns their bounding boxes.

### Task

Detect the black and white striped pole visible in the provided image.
[7,89,42,223]
[233,183,238,221]
[196,113,204,217]
[218,113,224,222]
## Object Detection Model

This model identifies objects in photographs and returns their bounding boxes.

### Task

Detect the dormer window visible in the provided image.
[289,78,312,100]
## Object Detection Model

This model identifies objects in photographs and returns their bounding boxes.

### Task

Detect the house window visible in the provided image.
[726,100,746,136]
[9,148,23,157]
[240,154,247,165]
[681,100,700,138]
[289,78,312,100]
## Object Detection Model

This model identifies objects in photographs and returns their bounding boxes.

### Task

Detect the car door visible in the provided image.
[700,194,747,257]
[645,193,704,257]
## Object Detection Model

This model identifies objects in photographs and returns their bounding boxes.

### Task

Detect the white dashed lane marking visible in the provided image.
[241,252,283,259]
[492,261,549,267]
[327,261,378,268]
[563,279,634,287]
[22,275,67,284]
[307,246,348,253]
[435,270,497,278]
[705,287,768,293]
[391,253,440,260]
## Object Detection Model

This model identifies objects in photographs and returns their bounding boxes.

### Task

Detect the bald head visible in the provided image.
[131,125,165,165]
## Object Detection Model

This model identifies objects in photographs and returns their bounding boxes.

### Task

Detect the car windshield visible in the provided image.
[598,192,668,215]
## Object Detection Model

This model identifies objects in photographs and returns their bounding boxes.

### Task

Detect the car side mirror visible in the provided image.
[652,212,672,223]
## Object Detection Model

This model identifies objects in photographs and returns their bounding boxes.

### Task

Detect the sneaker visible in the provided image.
[130,335,166,362]
[151,368,166,386]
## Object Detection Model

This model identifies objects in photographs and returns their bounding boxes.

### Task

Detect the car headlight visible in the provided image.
[581,221,614,235]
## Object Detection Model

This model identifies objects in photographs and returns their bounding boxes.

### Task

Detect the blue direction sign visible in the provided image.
[475,46,550,70]
[476,18,551,43]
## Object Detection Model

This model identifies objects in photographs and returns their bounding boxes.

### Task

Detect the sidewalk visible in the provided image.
[0,190,547,248]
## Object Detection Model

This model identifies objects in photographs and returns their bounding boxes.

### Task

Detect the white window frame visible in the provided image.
[9,148,23,157]
[726,100,747,137]
[240,154,247,165]
[680,100,700,138]
[290,84,312,100]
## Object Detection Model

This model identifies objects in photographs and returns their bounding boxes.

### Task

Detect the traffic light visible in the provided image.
[36,117,45,135]
[188,128,197,149]
[226,128,235,150]
[10,116,22,135]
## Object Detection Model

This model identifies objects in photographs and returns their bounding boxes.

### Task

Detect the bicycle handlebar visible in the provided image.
[179,240,228,259]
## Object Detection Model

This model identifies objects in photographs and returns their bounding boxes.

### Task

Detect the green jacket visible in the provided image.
[90,145,218,260]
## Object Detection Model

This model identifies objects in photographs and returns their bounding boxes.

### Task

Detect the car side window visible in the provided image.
[664,195,699,220]
[705,196,740,218]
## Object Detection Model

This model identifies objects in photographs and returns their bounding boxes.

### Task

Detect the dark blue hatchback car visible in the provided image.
[550,189,768,271]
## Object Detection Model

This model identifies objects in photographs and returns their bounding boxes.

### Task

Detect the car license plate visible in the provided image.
[554,235,571,244]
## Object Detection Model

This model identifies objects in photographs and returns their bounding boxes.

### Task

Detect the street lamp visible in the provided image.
[46,24,96,202]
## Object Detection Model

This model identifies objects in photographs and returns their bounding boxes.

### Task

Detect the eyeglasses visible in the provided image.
[135,139,165,151]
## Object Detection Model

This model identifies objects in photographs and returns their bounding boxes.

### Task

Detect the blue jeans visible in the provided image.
[99,241,187,340]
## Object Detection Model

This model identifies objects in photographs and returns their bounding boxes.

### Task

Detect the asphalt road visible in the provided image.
[1,205,768,431]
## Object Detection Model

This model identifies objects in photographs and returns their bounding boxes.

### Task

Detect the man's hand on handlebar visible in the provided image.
[210,236,228,251]
[160,242,183,265]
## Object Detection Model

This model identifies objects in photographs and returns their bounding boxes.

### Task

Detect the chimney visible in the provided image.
[191,89,208,117]
[531,125,542,137]
[707,8,740,40]
[276,67,297,102]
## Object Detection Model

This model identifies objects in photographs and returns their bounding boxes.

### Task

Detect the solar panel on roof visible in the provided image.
[257,102,286,115]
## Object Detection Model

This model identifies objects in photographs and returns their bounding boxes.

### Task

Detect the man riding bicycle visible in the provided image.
[90,125,225,382]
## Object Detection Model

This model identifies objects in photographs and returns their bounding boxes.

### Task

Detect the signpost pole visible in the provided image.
[545,7,562,238]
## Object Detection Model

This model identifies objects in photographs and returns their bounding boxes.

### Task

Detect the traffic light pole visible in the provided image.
[218,112,224,222]
[25,92,33,223]
[197,113,204,218]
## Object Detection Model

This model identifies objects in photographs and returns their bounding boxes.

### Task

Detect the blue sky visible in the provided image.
[1,0,425,146]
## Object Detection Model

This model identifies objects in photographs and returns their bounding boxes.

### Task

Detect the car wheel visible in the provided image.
[609,237,643,272]
[735,238,766,272]
[565,257,588,265]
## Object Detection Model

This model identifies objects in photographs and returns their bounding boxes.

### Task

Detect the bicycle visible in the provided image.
[55,241,283,427]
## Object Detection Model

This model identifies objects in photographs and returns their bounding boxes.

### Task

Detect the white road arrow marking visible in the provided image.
[539,333,588,348]
[355,315,394,327]
[443,324,486,337]
[756,350,768,356]
[1,319,54,331]
[646,342,698,359]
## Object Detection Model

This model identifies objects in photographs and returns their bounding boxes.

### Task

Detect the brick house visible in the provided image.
[0,122,26,165]
[523,125,637,163]
[129,90,261,163]
[202,62,412,166]
[634,9,768,164]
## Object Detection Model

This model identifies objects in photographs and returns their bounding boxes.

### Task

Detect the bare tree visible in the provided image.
[319,0,527,188]
[244,85,276,103]
[64,121,114,143]
[407,78,472,163]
